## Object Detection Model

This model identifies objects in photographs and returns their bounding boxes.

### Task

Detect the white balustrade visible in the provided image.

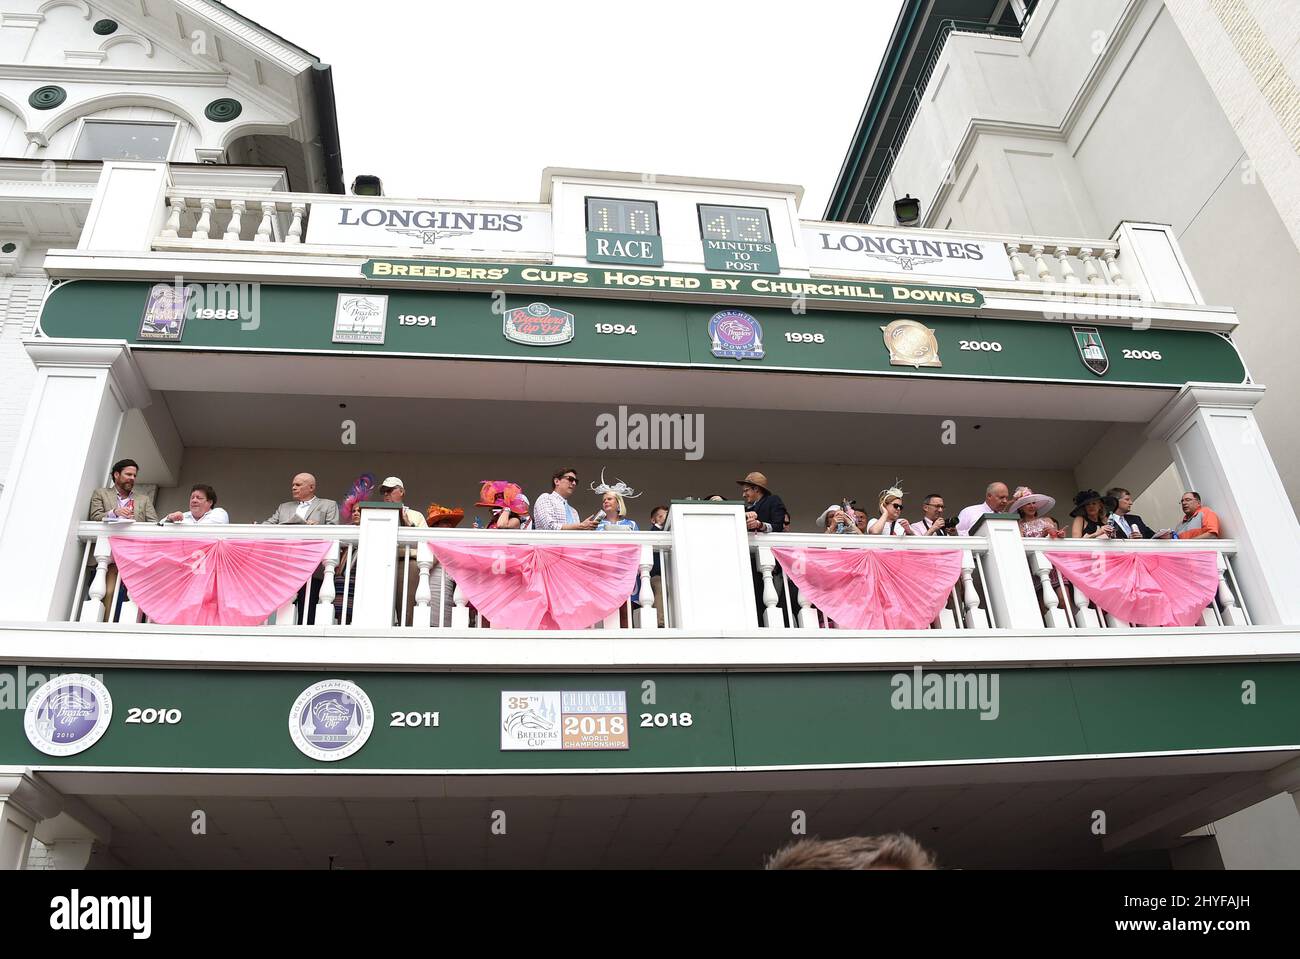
[60,521,1256,637]
[748,534,994,631]
[71,523,358,629]
[154,190,314,248]
[394,528,671,633]
[1023,540,1250,631]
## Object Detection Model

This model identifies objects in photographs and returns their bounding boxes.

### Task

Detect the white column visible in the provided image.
[667,502,758,629]
[0,342,151,622]
[1149,384,1300,625]
[971,516,1042,629]
[351,503,401,627]
[77,161,171,252]
[0,773,63,871]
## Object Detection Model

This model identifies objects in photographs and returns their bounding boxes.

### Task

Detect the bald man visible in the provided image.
[264,473,340,625]
[265,473,340,525]
[956,481,1010,536]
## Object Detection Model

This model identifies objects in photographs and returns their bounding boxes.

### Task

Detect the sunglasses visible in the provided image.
[562,476,578,483]
[890,502,904,509]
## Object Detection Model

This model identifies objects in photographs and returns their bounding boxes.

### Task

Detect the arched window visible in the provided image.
[72,119,176,161]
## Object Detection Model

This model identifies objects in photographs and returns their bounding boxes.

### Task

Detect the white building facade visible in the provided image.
[0,0,342,491]
[0,0,1298,870]
[827,0,1300,867]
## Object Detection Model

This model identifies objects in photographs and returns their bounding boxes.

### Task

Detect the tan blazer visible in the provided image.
[88,487,158,523]
[264,498,340,525]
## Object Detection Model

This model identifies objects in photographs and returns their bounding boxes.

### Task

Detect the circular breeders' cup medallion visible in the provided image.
[288,679,374,762]
[24,673,113,757]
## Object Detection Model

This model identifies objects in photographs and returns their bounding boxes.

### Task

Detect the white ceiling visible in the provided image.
[56,752,1289,869]
[161,391,1112,470]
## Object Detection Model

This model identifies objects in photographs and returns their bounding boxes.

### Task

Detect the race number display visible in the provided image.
[699,204,779,274]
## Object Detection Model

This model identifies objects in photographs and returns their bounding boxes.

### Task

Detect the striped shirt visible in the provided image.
[532,491,579,530]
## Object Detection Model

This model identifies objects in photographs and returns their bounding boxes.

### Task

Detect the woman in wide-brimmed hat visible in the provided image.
[476,481,532,530]
[1069,489,1115,539]
[1010,486,1063,539]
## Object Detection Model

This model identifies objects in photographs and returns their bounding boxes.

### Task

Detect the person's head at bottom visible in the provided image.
[764,833,937,870]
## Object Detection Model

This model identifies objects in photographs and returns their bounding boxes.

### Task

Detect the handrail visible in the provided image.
[76,521,359,542]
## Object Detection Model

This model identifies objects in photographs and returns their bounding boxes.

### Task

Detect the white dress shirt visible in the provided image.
[295,497,317,521]
[956,503,993,536]
[160,507,230,525]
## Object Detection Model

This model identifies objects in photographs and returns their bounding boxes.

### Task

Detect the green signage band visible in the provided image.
[586,231,664,266]
[3,663,1297,771]
[362,258,983,308]
[37,280,1248,387]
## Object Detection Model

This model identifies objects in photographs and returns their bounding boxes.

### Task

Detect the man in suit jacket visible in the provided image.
[1105,487,1157,539]
[86,458,157,621]
[88,458,158,523]
[265,472,339,625]
[738,471,790,623]
[264,473,340,525]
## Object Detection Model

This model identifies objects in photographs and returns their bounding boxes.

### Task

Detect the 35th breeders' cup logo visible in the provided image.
[708,309,764,360]
[503,301,574,346]
[288,679,374,762]
[24,673,113,757]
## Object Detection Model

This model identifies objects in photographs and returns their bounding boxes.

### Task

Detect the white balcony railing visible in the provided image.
[395,527,671,630]
[1022,538,1250,630]
[72,523,359,627]
[157,190,313,246]
[750,535,995,630]
[62,517,1259,636]
[69,522,669,632]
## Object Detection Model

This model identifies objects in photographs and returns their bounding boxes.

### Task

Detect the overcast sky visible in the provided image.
[230,0,903,216]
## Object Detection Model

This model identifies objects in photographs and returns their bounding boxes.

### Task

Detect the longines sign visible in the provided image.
[803,222,1016,283]
[306,201,553,256]
[361,259,986,309]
